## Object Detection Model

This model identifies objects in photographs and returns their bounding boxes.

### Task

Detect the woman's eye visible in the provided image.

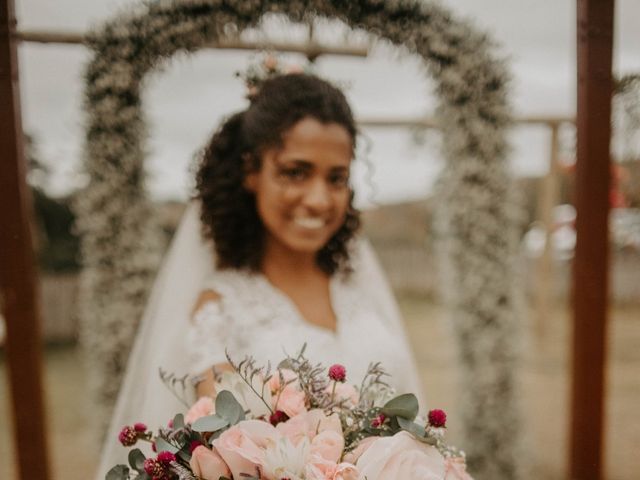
[329,173,349,188]
[279,167,307,181]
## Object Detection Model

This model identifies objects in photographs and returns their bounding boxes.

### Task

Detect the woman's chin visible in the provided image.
[278,233,332,256]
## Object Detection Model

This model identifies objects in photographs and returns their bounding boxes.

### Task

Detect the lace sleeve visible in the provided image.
[186,300,230,375]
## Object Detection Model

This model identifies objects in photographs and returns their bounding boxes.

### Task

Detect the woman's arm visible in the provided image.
[193,363,234,398]
[190,289,234,398]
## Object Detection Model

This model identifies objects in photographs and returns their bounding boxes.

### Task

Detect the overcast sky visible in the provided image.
[14,0,640,207]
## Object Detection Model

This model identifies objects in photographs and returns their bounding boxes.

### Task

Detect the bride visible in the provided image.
[97,73,422,477]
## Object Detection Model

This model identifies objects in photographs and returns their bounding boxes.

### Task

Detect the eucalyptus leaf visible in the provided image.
[381,393,419,420]
[106,464,129,480]
[173,413,185,430]
[128,448,146,472]
[215,390,245,425]
[177,448,192,463]
[155,437,179,454]
[397,416,426,438]
[134,473,151,480]
[192,414,229,433]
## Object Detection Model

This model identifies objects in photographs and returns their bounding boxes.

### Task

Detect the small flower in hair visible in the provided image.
[236,54,313,100]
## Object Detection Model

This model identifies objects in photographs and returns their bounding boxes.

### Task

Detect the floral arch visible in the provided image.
[76,1,521,477]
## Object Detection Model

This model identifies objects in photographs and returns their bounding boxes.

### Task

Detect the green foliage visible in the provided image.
[106,464,129,480]
[191,414,229,433]
[155,437,179,454]
[172,413,185,430]
[128,448,146,473]
[32,189,80,272]
[381,393,419,420]
[215,390,245,425]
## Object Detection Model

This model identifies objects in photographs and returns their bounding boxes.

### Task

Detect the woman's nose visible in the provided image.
[302,178,332,211]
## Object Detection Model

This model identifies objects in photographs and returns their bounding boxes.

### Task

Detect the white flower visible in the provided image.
[263,437,310,480]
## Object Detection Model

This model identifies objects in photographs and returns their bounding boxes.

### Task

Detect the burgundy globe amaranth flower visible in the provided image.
[118,425,137,446]
[428,408,447,428]
[328,364,346,383]
[156,451,176,464]
[189,440,203,453]
[133,422,147,433]
[269,410,289,426]
[143,458,165,477]
[371,413,387,428]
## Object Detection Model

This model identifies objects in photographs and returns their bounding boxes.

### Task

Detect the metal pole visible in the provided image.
[570,1,614,478]
[0,0,51,478]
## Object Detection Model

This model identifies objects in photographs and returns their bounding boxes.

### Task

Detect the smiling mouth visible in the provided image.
[293,217,327,230]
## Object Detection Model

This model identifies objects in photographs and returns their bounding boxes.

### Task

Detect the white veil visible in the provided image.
[96,201,422,478]
[96,201,214,477]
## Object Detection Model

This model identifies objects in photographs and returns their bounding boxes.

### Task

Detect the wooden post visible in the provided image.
[0,0,51,479]
[570,1,614,479]
[535,122,561,337]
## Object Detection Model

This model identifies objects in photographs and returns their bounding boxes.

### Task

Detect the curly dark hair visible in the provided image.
[195,73,361,275]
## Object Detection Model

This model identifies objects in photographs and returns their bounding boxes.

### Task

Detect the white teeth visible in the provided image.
[293,217,325,229]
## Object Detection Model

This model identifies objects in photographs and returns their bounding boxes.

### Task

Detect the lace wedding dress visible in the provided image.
[96,202,422,478]
[188,268,422,394]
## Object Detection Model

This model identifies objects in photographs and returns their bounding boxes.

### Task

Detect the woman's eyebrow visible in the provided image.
[277,158,313,167]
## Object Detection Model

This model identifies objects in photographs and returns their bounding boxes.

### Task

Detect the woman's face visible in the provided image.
[245,116,353,257]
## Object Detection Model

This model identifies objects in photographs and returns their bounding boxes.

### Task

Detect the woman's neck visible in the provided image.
[261,237,324,282]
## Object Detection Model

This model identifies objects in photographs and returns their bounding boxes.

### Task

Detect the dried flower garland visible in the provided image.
[77,1,522,477]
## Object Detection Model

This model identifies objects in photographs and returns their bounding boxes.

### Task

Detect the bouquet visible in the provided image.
[107,347,472,480]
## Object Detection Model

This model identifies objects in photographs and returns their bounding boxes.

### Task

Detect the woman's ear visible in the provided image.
[243,171,258,192]
[242,153,259,191]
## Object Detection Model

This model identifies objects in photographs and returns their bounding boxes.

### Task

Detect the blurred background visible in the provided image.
[1,0,639,478]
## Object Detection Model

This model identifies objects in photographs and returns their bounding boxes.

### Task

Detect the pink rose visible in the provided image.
[305,455,359,480]
[277,386,307,418]
[310,430,344,463]
[213,420,279,479]
[189,446,231,480]
[356,431,446,480]
[185,396,214,424]
[268,368,299,393]
[342,436,378,464]
[305,454,335,480]
[270,369,307,418]
[334,462,359,480]
[276,412,309,446]
[445,457,474,480]
[326,383,359,406]
[277,409,342,446]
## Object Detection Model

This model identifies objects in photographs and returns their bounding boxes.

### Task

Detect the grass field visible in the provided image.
[1,296,638,479]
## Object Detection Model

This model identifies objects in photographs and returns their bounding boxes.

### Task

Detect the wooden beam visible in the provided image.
[0,1,51,479]
[14,29,369,58]
[570,1,615,479]
[357,115,574,129]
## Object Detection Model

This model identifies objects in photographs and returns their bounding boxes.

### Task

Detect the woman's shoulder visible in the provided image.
[196,268,276,316]
[202,268,262,294]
